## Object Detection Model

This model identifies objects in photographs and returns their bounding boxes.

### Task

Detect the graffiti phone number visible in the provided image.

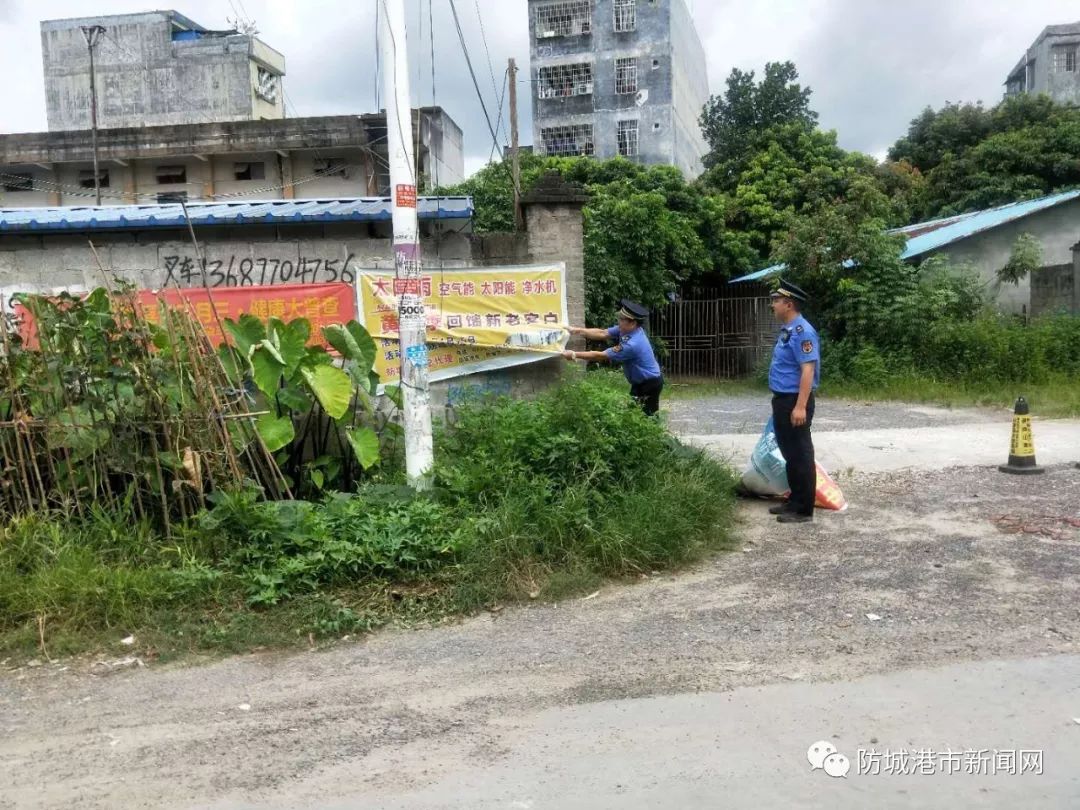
[163,255,357,288]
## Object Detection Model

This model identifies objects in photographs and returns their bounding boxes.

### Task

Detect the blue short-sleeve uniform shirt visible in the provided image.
[604,325,662,385]
[768,315,820,393]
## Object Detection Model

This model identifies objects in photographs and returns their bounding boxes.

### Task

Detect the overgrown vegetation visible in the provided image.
[0,288,283,526]
[888,95,1080,219]
[0,375,737,661]
[0,288,395,526]
[451,59,1079,401]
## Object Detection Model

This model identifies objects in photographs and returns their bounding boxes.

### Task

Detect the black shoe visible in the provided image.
[768,502,793,515]
[776,512,813,524]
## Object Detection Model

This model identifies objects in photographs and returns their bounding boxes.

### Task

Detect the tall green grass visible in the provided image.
[0,375,739,660]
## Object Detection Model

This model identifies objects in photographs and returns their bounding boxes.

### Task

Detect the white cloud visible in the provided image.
[2,0,1078,172]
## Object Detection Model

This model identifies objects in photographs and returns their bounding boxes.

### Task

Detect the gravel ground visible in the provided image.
[664,393,1008,436]
[1,460,1078,808]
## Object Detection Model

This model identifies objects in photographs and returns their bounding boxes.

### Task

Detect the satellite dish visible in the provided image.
[635,89,649,107]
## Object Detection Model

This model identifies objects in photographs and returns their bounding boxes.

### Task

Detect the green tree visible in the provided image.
[442,157,757,323]
[583,189,710,324]
[888,95,1080,219]
[998,233,1043,286]
[887,101,993,172]
[699,61,817,177]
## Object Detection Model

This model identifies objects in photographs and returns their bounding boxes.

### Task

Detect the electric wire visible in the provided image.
[447,0,502,163]
[473,0,508,145]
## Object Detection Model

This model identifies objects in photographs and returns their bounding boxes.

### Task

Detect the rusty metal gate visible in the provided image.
[651,293,775,380]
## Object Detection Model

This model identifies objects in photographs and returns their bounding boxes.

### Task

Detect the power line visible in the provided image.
[16,23,399,202]
[447,0,502,161]
[488,68,508,163]
[226,0,244,26]
[414,0,425,189]
[473,0,508,145]
[235,0,254,27]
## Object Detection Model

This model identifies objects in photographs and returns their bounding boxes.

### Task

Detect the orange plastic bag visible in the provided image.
[813,463,848,511]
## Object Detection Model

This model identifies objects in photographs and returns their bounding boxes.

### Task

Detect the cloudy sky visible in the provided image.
[1,0,1078,174]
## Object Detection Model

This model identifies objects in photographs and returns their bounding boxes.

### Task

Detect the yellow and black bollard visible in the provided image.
[999,397,1044,475]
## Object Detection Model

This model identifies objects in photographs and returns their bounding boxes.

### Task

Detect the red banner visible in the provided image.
[12,283,357,350]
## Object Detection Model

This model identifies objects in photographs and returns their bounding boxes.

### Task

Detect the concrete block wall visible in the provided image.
[1030,263,1076,316]
[1030,240,1080,316]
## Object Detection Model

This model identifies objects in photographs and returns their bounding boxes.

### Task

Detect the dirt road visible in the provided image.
[2,397,1079,809]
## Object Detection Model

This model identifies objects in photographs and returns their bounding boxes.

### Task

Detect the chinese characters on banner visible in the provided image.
[12,283,356,351]
[359,264,569,383]
[11,265,568,386]
[139,283,356,348]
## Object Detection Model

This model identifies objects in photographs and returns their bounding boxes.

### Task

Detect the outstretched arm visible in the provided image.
[568,326,612,342]
[562,350,611,363]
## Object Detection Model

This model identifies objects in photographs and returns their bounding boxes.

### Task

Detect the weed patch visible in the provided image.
[0,376,738,662]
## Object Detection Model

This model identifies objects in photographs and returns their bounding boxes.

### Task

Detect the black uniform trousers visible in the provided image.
[771,392,816,515]
[630,376,664,416]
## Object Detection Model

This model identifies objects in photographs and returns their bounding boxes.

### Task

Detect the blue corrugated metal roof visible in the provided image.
[0,197,473,233]
[729,263,785,283]
[898,188,1080,260]
[729,259,856,284]
[730,188,1080,283]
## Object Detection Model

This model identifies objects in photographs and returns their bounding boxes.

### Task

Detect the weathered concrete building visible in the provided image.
[0,109,465,206]
[891,191,1080,316]
[1004,22,1080,104]
[528,0,709,178]
[42,10,287,131]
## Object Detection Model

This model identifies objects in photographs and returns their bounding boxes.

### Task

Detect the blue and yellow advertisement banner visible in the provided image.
[358,263,569,384]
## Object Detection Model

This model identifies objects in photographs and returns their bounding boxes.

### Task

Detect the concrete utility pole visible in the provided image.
[508,58,524,231]
[81,24,106,206]
[378,0,434,487]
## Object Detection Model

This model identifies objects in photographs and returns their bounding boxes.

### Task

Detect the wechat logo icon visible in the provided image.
[808,740,851,778]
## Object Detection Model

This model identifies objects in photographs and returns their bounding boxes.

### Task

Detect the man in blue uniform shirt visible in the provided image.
[563,299,665,415]
[767,279,820,524]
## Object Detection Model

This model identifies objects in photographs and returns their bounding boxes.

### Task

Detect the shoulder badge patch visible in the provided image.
[801,340,814,354]
[612,342,623,353]
[795,325,804,334]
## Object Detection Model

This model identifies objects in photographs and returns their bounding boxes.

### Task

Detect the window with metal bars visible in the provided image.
[78,169,110,189]
[540,124,594,157]
[538,63,594,99]
[535,1,593,39]
[233,162,266,181]
[255,67,279,102]
[617,120,639,158]
[613,0,636,32]
[314,158,349,179]
[1052,46,1077,73]
[155,165,187,184]
[615,57,638,94]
